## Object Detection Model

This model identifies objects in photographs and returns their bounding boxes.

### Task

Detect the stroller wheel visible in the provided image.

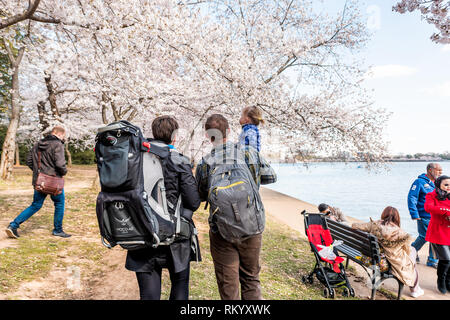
[323,288,335,299]
[342,287,349,297]
[308,276,314,284]
[301,276,307,284]
[329,288,335,299]
[349,288,355,297]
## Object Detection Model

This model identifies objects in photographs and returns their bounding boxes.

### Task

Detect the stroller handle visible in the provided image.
[301,210,330,217]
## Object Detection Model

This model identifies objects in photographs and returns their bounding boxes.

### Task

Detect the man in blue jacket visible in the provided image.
[408,163,442,268]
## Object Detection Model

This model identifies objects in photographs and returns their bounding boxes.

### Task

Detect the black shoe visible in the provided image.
[437,261,450,294]
[5,226,19,239]
[438,279,447,294]
[52,230,71,238]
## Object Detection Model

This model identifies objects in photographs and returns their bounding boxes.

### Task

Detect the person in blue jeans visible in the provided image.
[408,163,442,268]
[5,126,70,239]
[8,190,66,236]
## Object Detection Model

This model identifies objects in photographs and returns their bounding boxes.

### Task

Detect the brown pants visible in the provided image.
[209,230,262,300]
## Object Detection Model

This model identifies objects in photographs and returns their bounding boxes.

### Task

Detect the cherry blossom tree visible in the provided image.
[393,0,450,44]
[0,36,24,179]
[2,0,390,180]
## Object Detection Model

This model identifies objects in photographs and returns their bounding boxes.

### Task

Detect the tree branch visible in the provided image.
[0,0,41,29]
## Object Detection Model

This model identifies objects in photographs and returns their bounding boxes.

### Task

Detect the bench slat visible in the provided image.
[326,219,374,243]
[328,228,374,257]
[336,244,361,257]
[325,218,381,264]
[325,218,368,238]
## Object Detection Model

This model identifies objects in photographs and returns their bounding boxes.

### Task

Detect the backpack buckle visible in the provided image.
[142,142,151,152]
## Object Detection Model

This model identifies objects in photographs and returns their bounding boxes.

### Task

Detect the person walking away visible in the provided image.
[238,106,264,152]
[5,126,70,238]
[125,116,202,300]
[424,175,450,294]
[196,114,276,300]
[352,206,424,298]
[408,163,442,268]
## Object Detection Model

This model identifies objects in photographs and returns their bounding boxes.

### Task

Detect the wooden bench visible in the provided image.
[326,218,404,300]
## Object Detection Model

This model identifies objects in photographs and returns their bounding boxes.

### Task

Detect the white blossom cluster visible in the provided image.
[1,0,390,163]
[393,0,449,44]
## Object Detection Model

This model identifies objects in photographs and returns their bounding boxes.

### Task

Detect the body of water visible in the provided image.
[264,161,450,237]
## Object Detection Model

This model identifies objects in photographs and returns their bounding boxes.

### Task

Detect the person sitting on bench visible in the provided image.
[318,203,349,225]
[351,206,424,298]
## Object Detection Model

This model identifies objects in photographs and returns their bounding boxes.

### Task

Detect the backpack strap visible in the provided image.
[37,150,42,173]
[175,194,182,234]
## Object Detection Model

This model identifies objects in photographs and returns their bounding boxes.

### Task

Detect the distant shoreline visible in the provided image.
[268,159,450,164]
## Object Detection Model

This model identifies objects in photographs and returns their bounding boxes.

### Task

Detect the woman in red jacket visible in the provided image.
[424,175,450,294]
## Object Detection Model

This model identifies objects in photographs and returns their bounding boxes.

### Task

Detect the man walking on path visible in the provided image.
[408,163,442,268]
[195,114,276,300]
[5,126,71,239]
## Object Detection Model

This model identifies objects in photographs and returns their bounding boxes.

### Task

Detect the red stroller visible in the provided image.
[301,210,354,298]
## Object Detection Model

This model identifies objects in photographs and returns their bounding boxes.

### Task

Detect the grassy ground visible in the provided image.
[0,165,358,300]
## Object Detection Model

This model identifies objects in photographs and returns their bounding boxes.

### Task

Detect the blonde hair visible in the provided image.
[51,126,66,135]
[243,106,265,126]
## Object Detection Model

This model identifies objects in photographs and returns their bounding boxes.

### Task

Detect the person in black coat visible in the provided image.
[5,126,70,239]
[125,116,201,300]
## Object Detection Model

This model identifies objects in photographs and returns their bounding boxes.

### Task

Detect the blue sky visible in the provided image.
[322,1,450,155]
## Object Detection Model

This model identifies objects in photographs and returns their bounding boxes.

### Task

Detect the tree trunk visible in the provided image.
[44,73,60,118]
[65,143,72,167]
[37,100,50,132]
[15,144,20,166]
[0,42,25,180]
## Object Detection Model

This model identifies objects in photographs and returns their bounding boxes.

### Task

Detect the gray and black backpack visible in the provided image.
[95,120,192,250]
[204,144,265,243]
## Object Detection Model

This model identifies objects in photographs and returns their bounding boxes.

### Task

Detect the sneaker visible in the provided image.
[410,288,424,298]
[5,226,19,239]
[427,261,438,269]
[52,230,71,238]
[416,256,420,263]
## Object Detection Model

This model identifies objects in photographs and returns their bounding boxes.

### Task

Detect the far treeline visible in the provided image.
[392,153,450,161]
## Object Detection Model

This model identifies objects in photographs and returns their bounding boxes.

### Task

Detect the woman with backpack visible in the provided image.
[125,116,201,300]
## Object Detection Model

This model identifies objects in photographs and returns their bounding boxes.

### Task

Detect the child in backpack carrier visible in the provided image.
[239,106,264,152]
[125,116,202,300]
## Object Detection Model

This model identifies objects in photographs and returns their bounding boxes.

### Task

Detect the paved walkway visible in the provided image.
[260,187,450,300]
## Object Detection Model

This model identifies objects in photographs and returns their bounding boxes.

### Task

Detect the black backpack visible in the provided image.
[94,120,188,250]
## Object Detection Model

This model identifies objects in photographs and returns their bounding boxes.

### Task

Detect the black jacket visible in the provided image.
[126,141,201,273]
[26,135,67,186]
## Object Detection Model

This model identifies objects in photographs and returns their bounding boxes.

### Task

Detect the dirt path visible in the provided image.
[0,165,130,300]
[2,166,446,300]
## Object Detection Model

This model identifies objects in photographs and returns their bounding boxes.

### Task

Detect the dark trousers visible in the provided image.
[135,265,190,300]
[209,230,262,300]
[437,260,450,283]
